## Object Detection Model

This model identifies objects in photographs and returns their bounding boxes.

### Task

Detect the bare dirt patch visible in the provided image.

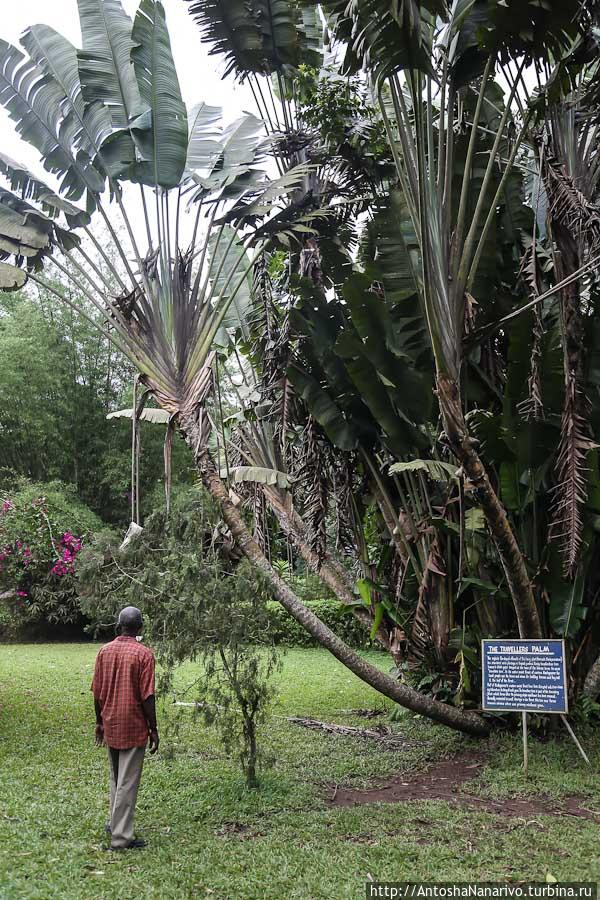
[213,822,265,839]
[325,751,600,821]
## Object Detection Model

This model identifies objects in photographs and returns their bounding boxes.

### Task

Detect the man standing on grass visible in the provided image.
[91,606,159,851]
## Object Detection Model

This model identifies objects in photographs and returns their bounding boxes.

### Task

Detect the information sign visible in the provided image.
[481,639,568,714]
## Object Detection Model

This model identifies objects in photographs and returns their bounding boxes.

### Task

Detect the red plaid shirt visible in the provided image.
[91,636,155,749]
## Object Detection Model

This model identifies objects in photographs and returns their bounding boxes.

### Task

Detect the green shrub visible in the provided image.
[266,598,371,648]
[0,479,112,631]
[0,604,20,641]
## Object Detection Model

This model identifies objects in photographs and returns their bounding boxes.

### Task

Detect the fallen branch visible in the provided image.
[286,716,411,746]
[174,702,412,746]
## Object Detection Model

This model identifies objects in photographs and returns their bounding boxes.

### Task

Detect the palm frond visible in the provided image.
[545,159,600,255]
[0,151,90,228]
[517,239,545,422]
[323,0,437,81]
[185,0,322,80]
[77,0,145,128]
[389,459,458,482]
[130,0,188,189]
[549,380,596,578]
[0,38,104,202]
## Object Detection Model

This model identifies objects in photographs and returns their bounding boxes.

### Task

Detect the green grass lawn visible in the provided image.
[0,643,599,899]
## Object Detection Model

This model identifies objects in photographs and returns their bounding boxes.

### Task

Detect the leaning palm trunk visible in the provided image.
[179,409,489,736]
[437,374,543,639]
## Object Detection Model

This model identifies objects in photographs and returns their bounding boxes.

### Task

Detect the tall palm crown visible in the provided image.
[0,0,306,420]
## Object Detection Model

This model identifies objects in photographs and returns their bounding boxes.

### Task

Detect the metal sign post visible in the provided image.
[560,714,591,766]
[522,711,528,776]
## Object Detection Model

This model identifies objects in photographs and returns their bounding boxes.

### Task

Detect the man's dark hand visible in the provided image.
[95,723,105,747]
[148,729,159,754]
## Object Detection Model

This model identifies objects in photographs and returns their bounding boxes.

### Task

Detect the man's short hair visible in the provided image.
[117,606,143,631]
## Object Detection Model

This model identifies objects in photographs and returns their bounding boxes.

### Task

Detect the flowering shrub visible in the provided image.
[0,480,104,628]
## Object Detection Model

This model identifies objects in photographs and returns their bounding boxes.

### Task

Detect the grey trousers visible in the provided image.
[107,745,145,848]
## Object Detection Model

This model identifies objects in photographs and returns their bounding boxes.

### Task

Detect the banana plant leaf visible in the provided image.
[77,0,145,128]
[222,466,294,489]
[185,102,223,176]
[287,362,359,452]
[389,459,458,481]
[0,152,90,229]
[21,23,132,181]
[107,408,171,424]
[0,262,27,291]
[545,547,588,638]
[335,329,429,453]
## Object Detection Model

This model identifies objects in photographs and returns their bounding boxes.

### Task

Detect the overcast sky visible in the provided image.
[0,0,256,249]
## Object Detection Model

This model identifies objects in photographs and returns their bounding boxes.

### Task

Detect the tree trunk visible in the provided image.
[583,654,600,699]
[437,373,542,640]
[263,488,393,653]
[409,536,450,669]
[180,412,489,736]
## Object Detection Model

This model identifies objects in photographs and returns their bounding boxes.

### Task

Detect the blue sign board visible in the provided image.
[482,639,568,714]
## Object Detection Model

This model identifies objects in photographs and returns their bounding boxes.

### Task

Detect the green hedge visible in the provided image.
[266,598,372,648]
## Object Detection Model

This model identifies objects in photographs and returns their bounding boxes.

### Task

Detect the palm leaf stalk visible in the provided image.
[0,0,488,736]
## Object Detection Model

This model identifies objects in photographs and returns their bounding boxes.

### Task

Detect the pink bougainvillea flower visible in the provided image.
[16,590,28,597]
[51,559,72,577]
[1,499,13,515]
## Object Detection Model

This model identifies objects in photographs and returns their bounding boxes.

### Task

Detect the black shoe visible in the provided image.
[109,838,146,852]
